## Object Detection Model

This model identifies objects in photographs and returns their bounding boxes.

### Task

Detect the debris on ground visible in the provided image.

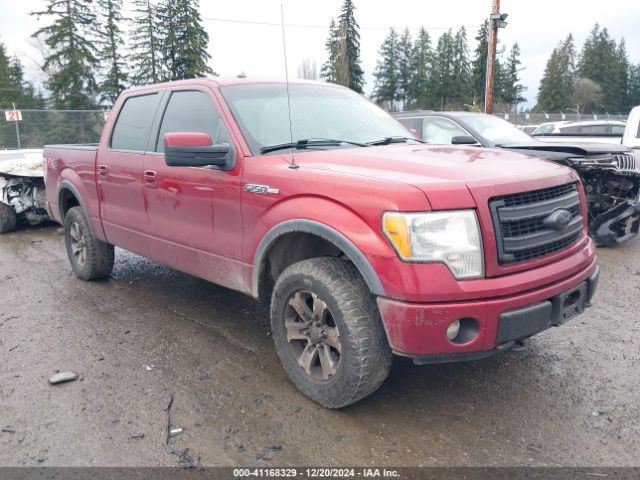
[256,443,283,460]
[48,371,79,385]
[162,394,199,468]
[144,365,154,371]
[2,426,16,433]
[130,432,145,439]
[170,428,183,437]
[8,344,19,352]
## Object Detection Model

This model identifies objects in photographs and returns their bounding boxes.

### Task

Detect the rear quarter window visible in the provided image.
[110,93,161,151]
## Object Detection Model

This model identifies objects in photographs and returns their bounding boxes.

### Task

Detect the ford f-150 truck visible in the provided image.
[44,78,599,408]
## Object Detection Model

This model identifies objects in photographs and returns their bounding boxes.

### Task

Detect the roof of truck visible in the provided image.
[125,76,335,93]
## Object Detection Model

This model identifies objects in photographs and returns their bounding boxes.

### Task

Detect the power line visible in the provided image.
[200,16,481,32]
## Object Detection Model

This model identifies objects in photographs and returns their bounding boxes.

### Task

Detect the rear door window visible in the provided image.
[110,93,161,151]
[155,90,230,152]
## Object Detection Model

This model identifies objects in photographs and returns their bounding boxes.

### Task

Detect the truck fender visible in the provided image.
[252,219,386,299]
[57,180,89,219]
[56,178,107,241]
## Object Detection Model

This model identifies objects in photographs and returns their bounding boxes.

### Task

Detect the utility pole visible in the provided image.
[484,0,508,114]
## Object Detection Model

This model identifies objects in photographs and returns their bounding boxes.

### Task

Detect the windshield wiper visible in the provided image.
[260,138,367,154]
[366,136,426,146]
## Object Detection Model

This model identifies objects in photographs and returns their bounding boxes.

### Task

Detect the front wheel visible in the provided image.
[64,206,114,280]
[270,257,392,409]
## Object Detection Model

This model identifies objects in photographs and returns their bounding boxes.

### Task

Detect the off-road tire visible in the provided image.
[64,206,114,280]
[0,202,17,234]
[271,257,392,409]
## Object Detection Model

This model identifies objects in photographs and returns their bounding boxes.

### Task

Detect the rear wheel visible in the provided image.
[270,257,392,409]
[0,202,17,234]
[64,206,114,280]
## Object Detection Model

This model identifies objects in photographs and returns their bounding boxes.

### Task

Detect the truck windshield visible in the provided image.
[462,115,534,146]
[220,83,413,155]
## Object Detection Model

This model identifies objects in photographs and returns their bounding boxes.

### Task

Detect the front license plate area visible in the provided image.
[552,282,588,325]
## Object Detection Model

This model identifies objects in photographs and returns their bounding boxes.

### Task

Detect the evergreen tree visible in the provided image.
[534,35,575,112]
[614,40,630,112]
[431,29,455,110]
[471,21,489,104]
[372,28,401,110]
[130,0,162,85]
[320,19,340,84]
[578,24,626,112]
[628,64,640,109]
[409,27,433,109]
[157,0,213,81]
[499,43,526,110]
[31,0,99,108]
[397,28,413,108]
[0,44,44,108]
[336,0,364,93]
[96,0,127,104]
[450,27,471,109]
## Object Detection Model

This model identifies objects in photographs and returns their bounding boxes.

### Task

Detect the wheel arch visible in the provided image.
[57,180,87,221]
[252,219,386,301]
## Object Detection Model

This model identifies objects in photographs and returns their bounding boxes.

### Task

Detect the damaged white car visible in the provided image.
[0,149,50,233]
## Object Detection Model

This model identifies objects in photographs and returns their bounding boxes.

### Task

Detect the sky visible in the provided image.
[1,0,640,110]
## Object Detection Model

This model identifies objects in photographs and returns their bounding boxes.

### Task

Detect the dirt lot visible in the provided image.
[1,224,639,467]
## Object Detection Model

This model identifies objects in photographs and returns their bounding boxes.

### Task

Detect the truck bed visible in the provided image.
[43,143,101,228]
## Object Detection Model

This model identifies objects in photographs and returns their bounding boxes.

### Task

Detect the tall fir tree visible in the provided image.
[628,64,640,109]
[614,39,630,112]
[0,43,44,108]
[31,0,99,108]
[320,19,340,84]
[372,28,401,110]
[534,35,575,112]
[450,27,471,109]
[397,28,413,108]
[130,0,162,85]
[499,43,526,110]
[578,24,627,112]
[409,27,433,109]
[96,0,127,104]
[157,0,213,81]
[336,0,364,93]
[471,21,489,105]
[431,29,455,110]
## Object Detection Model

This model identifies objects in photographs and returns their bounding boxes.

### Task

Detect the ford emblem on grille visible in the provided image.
[543,209,573,231]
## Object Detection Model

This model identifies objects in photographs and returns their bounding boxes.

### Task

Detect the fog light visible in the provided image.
[446,320,461,341]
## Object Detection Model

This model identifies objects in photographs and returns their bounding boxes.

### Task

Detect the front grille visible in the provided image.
[613,153,637,172]
[490,183,583,266]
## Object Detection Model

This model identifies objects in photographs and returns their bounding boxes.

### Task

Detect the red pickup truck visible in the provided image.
[44,78,599,408]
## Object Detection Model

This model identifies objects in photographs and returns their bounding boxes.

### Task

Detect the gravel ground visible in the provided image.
[0,224,638,467]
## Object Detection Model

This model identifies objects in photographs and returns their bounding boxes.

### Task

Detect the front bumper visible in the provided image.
[590,200,640,246]
[377,260,599,363]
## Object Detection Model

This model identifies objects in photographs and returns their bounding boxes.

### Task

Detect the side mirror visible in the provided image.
[451,135,479,145]
[163,132,232,169]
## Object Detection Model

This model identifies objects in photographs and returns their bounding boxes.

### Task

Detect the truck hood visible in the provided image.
[295,144,576,209]
[500,141,630,156]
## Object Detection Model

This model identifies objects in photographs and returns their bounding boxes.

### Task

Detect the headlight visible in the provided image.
[383,210,484,279]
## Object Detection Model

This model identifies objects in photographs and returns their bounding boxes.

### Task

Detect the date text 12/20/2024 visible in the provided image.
[233,468,401,478]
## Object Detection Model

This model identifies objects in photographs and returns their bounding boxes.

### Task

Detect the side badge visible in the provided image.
[244,184,279,195]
